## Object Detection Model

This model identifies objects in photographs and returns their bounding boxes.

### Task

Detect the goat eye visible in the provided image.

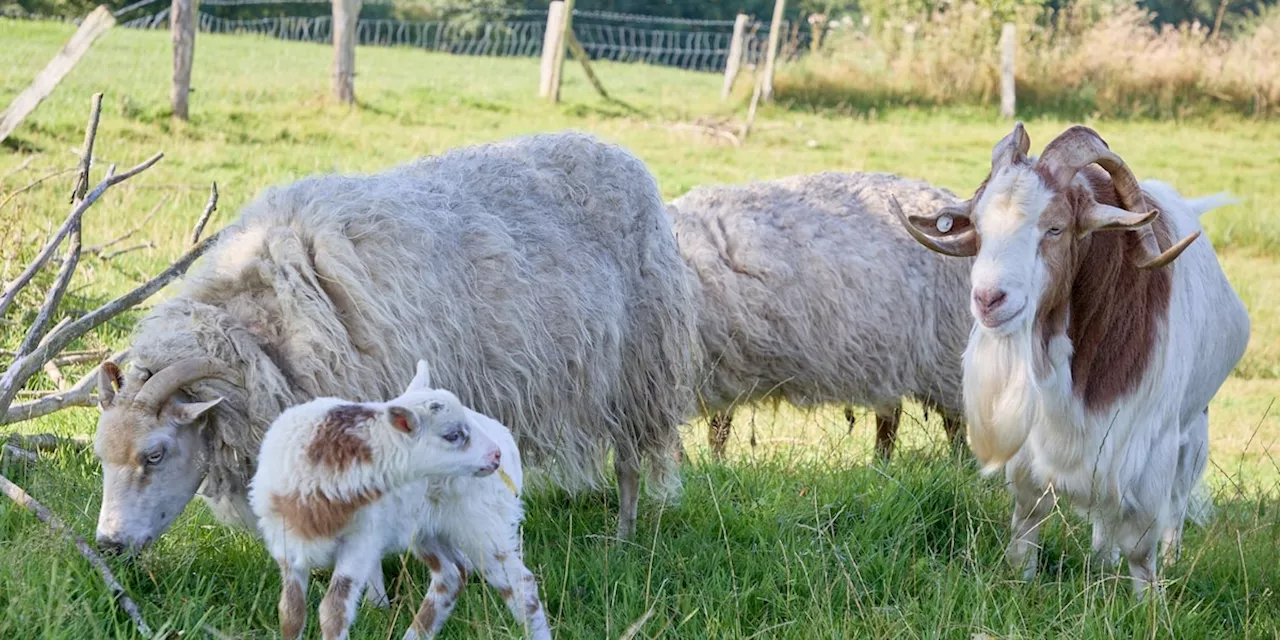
[428,401,444,413]
[442,430,465,444]
[144,450,165,466]
[1046,227,1064,237]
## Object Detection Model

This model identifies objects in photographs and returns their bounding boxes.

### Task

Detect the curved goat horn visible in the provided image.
[1037,126,1198,269]
[132,357,243,414]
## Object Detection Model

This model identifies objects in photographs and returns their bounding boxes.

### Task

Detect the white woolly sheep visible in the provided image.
[92,131,702,564]
[250,361,551,640]
[668,172,973,459]
[896,124,1250,595]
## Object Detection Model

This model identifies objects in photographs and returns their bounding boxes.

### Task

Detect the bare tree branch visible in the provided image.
[2,444,37,464]
[190,181,217,245]
[0,230,218,418]
[0,156,35,184]
[71,93,102,204]
[16,213,81,357]
[86,195,167,254]
[0,151,164,320]
[0,166,78,212]
[0,433,91,450]
[0,352,116,426]
[42,360,67,390]
[0,474,153,637]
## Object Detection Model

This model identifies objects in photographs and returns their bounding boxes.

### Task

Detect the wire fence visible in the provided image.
[111,1,812,73]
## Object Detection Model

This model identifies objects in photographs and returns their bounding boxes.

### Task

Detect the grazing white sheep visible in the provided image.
[93,131,701,559]
[668,172,973,459]
[250,361,551,640]
[895,124,1250,595]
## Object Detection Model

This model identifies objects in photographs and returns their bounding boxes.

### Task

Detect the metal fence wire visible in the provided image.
[115,2,811,73]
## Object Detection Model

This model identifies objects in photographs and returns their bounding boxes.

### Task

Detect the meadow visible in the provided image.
[1,19,1278,639]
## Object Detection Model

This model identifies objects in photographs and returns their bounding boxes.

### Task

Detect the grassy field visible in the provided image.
[2,19,1279,639]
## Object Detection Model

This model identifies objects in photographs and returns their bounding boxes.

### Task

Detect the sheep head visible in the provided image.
[895,123,1199,334]
[93,357,241,554]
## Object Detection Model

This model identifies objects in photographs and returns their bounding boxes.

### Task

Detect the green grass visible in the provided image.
[1,18,1278,639]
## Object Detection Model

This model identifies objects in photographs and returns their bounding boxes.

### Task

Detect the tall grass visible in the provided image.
[775,2,1280,118]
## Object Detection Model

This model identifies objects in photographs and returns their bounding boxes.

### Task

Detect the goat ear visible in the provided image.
[404,360,432,393]
[1079,203,1159,236]
[893,199,980,258]
[98,362,124,409]
[991,121,1031,170]
[387,406,418,434]
[171,397,223,425]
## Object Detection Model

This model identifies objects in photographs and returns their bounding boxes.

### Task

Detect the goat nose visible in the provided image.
[96,535,125,556]
[488,449,502,467]
[973,288,1008,312]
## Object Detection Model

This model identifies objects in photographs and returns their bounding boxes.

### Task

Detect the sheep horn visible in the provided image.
[132,357,243,415]
[1037,126,1198,270]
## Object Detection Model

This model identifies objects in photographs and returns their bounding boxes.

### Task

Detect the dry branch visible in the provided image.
[0,96,219,427]
[0,473,153,637]
[2,444,37,464]
[0,7,116,145]
[0,351,122,426]
[0,150,163,319]
[0,166,78,212]
[190,182,218,245]
[0,433,92,450]
[565,31,608,100]
[86,195,167,255]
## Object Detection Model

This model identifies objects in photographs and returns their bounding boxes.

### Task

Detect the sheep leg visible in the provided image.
[1090,520,1120,569]
[708,411,732,460]
[479,549,553,640]
[277,559,309,640]
[941,411,967,456]
[364,561,390,608]
[873,404,902,460]
[1006,462,1055,581]
[404,537,467,640]
[319,549,377,640]
[615,448,641,540]
[843,407,857,435]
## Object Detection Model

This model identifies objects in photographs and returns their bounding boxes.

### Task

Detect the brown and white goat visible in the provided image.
[896,124,1249,595]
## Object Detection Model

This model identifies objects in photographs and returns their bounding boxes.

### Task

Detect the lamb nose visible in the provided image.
[974,288,1007,311]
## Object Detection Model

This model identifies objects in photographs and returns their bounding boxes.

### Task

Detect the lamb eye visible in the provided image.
[144,449,165,466]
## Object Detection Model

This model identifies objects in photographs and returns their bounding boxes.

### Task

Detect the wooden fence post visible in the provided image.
[171,0,196,120]
[999,22,1016,119]
[0,6,115,145]
[332,0,362,105]
[761,0,786,103]
[538,0,567,100]
[721,12,750,101]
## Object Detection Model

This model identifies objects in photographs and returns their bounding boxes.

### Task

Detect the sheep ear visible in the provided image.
[98,361,124,409]
[404,359,432,393]
[387,406,418,434]
[171,397,223,425]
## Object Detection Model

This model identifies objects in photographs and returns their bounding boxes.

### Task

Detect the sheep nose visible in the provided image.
[96,535,125,556]
[973,288,1008,313]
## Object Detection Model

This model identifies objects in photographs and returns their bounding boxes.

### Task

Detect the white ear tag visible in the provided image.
[936,215,953,233]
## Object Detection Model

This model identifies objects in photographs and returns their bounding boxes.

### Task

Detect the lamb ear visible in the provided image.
[98,361,124,409]
[387,406,418,434]
[404,359,432,394]
[171,397,223,425]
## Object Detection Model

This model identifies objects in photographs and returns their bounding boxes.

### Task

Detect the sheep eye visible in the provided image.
[144,449,165,466]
